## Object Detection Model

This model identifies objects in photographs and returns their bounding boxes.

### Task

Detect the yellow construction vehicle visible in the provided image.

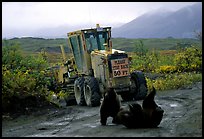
[59,24,148,106]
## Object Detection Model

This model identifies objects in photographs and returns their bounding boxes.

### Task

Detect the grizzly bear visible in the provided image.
[116,103,144,128]
[142,86,164,128]
[116,86,164,128]
[100,88,121,125]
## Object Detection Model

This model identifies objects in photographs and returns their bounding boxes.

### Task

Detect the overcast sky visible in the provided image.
[2,2,199,38]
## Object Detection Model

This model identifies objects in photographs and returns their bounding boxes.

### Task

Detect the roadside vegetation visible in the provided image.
[130,41,202,91]
[2,43,52,115]
[2,37,202,115]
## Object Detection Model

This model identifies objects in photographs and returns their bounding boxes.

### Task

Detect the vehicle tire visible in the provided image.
[130,70,148,100]
[84,76,101,107]
[74,77,86,106]
[121,72,139,101]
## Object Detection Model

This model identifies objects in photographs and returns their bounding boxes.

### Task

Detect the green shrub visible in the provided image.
[2,44,51,113]
[131,45,202,73]
[155,65,177,74]
[174,46,202,72]
[146,72,202,91]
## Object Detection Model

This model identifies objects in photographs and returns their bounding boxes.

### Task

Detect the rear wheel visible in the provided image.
[74,77,86,106]
[84,76,101,107]
[121,73,138,101]
[130,70,148,100]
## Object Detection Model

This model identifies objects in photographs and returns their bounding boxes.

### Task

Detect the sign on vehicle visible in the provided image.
[111,58,129,78]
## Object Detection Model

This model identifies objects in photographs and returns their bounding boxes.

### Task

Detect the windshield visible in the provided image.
[84,31,108,52]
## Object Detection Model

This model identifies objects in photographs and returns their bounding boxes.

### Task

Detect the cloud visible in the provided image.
[2,2,198,38]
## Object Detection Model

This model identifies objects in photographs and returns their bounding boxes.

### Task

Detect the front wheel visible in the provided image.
[74,77,86,106]
[84,77,101,107]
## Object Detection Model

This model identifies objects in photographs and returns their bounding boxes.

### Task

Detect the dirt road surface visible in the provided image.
[2,82,202,137]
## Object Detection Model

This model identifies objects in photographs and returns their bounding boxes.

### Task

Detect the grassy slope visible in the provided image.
[2,37,70,53]
[2,37,201,53]
[112,38,201,51]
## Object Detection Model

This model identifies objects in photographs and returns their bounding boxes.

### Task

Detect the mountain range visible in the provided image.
[3,3,202,39]
[112,3,202,38]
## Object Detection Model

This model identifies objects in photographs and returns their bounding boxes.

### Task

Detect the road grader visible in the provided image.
[54,24,148,107]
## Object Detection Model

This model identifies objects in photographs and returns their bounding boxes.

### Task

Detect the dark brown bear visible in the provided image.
[116,103,144,128]
[100,88,121,125]
[142,86,164,128]
[116,86,164,128]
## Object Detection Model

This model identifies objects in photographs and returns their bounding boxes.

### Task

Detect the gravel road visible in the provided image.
[2,82,202,137]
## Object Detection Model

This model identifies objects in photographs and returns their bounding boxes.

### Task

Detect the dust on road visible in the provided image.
[2,82,202,137]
